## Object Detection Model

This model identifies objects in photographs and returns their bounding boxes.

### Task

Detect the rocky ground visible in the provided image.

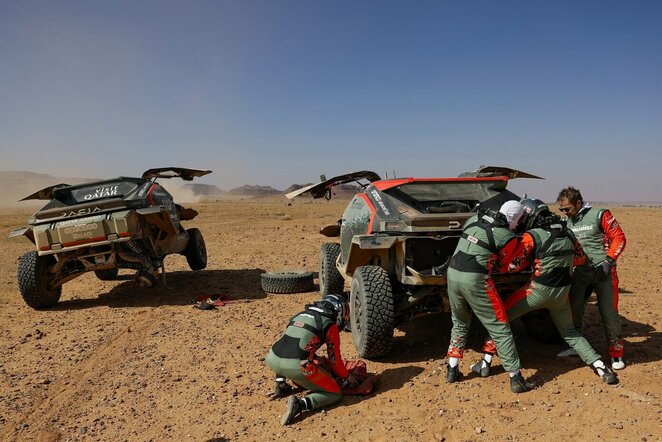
[0,198,660,441]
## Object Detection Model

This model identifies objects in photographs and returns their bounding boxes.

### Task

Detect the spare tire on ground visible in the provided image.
[261,270,315,294]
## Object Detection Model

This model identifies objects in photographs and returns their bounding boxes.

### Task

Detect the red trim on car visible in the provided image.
[373,176,508,191]
[62,235,108,248]
[357,193,376,234]
[146,184,158,206]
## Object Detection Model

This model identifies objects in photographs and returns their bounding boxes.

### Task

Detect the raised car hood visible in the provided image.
[286,170,381,199]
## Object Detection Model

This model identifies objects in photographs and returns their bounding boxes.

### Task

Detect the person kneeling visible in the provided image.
[265,294,358,425]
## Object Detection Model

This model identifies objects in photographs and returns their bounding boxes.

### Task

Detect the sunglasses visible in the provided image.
[559,207,572,213]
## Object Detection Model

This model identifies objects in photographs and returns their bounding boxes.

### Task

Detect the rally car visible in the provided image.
[287,166,555,358]
[9,167,210,309]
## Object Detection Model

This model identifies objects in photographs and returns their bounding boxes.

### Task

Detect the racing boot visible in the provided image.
[281,395,305,426]
[446,364,462,383]
[509,373,536,393]
[470,358,491,377]
[273,379,293,398]
[593,362,618,385]
[611,357,626,370]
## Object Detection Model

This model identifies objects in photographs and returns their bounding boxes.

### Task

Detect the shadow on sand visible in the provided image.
[367,297,660,386]
[50,268,267,310]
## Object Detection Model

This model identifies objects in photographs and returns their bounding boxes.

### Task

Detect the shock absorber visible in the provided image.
[126,240,145,255]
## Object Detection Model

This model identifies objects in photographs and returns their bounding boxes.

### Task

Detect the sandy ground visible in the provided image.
[0,198,660,441]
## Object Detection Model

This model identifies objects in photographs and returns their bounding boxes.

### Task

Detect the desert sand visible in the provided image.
[0,198,660,441]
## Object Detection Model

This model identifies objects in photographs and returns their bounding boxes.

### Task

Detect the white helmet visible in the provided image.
[499,200,525,231]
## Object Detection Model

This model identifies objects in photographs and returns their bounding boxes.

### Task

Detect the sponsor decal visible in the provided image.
[83,185,119,200]
[467,235,479,244]
[59,207,102,218]
[63,223,98,234]
[293,321,305,328]
[370,190,391,215]
[71,231,94,240]
[137,183,150,197]
[448,221,462,229]
[571,225,594,232]
[58,215,105,226]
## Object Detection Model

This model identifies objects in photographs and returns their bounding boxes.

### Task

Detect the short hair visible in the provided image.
[556,187,583,204]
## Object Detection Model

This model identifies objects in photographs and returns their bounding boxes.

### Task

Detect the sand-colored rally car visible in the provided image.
[9,167,210,309]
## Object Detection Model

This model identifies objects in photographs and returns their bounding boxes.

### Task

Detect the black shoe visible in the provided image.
[470,359,491,377]
[594,365,618,385]
[281,395,303,426]
[510,373,536,393]
[446,364,462,383]
[274,381,293,398]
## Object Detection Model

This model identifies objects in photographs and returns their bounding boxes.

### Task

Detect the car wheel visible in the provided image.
[350,265,394,358]
[184,228,207,271]
[17,251,62,309]
[521,309,562,344]
[94,268,119,281]
[260,270,315,294]
[319,243,343,296]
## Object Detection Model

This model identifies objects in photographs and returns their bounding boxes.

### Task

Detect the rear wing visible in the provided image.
[20,183,72,201]
[285,170,381,199]
[142,167,212,181]
[458,165,544,180]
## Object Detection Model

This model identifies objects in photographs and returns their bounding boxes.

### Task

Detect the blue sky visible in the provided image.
[1,1,660,201]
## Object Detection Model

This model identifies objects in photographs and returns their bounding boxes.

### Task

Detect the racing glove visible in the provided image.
[341,374,359,388]
[595,257,614,281]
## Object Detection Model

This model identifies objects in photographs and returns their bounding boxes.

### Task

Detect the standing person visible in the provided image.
[556,187,627,370]
[265,294,358,426]
[446,200,535,393]
[470,199,617,385]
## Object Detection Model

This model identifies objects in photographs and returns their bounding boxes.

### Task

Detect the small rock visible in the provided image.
[475,426,484,434]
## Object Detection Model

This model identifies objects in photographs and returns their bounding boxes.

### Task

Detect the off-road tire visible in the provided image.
[94,268,119,281]
[350,265,394,358]
[319,243,344,296]
[17,251,62,309]
[261,270,315,294]
[521,309,562,344]
[184,228,207,271]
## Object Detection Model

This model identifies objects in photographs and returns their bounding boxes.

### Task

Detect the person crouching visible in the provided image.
[265,294,358,425]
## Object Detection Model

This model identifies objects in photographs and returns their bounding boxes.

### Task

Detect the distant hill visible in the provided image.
[227,185,281,197]
[283,183,314,194]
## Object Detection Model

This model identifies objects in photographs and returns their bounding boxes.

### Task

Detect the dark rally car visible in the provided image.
[9,167,210,309]
[288,166,555,358]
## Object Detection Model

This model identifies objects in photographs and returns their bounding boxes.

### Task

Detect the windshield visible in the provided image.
[383,180,508,214]
[393,181,504,202]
